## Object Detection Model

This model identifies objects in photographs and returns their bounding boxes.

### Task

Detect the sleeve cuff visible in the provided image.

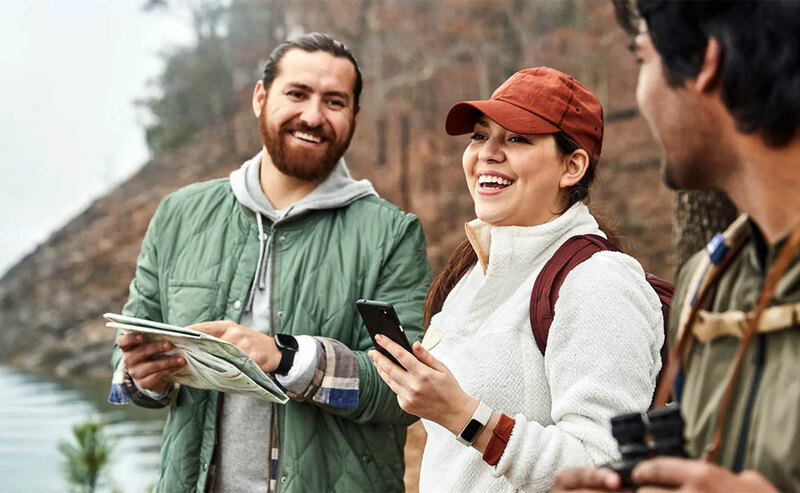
[275,335,318,394]
[108,358,175,408]
[483,413,515,466]
[283,337,360,408]
[133,377,172,401]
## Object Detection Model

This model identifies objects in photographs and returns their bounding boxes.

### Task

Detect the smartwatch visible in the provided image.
[456,401,493,446]
[273,334,299,376]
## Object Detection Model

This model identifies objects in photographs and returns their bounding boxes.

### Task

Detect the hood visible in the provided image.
[229,150,377,222]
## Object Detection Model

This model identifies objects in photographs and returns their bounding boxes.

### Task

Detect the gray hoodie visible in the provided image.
[231,151,377,311]
[216,151,376,492]
[230,150,376,223]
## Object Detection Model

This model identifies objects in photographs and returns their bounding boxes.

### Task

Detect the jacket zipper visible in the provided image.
[272,402,282,493]
[731,334,766,471]
[204,392,224,492]
[270,226,282,493]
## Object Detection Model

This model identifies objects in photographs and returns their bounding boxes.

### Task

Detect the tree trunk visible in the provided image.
[674,190,739,275]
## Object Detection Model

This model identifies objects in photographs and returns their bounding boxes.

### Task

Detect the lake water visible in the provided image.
[0,365,166,492]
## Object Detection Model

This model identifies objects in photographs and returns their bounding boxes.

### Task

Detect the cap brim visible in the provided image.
[445,99,560,136]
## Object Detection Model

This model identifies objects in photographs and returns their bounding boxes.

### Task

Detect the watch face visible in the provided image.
[461,419,483,443]
[275,334,298,352]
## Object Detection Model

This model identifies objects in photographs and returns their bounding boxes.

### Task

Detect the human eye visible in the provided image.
[509,135,531,144]
[286,90,305,100]
[469,133,487,141]
[327,98,346,109]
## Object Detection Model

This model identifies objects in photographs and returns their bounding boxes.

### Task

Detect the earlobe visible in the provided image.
[695,38,722,93]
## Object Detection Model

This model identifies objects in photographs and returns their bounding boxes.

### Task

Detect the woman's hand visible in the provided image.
[369,335,477,435]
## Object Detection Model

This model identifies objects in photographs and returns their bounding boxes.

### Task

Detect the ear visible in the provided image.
[353,103,361,119]
[559,149,590,189]
[695,38,722,93]
[253,80,266,117]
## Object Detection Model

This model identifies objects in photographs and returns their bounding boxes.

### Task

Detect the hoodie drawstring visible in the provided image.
[246,212,268,312]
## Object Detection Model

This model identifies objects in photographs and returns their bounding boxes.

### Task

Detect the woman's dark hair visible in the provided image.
[615,0,800,147]
[262,32,363,108]
[423,132,606,327]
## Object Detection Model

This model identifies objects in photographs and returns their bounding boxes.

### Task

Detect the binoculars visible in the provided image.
[602,405,686,488]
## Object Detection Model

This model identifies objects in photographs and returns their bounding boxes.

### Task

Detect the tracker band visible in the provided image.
[456,400,493,446]
[274,334,298,376]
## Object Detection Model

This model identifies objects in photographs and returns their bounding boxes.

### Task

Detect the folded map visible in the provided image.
[105,313,288,403]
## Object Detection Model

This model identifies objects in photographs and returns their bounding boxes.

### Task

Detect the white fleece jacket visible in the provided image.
[419,203,663,493]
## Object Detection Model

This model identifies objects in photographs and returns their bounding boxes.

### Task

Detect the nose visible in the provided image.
[477,135,504,164]
[298,98,324,128]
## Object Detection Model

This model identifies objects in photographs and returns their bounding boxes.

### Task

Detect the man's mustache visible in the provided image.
[281,120,333,141]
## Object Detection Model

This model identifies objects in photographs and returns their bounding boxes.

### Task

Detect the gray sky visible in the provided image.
[0,1,193,275]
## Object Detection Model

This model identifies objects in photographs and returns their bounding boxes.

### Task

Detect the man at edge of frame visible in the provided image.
[556,1,800,492]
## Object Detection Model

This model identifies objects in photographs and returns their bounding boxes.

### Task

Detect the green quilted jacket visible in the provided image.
[110,178,432,492]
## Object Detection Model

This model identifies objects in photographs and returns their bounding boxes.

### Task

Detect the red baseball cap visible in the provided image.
[445,67,604,164]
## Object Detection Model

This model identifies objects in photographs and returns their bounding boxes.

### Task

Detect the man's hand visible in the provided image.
[190,321,281,373]
[554,466,624,492]
[117,332,186,393]
[555,458,778,493]
[632,457,778,493]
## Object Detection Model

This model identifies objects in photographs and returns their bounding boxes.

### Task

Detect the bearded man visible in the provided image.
[110,32,431,493]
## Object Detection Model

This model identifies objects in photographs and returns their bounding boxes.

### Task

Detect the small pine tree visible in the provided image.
[58,419,114,493]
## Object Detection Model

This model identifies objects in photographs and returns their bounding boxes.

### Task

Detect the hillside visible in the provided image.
[0,1,674,378]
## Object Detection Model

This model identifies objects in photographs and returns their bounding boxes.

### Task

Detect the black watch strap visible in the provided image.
[274,334,299,375]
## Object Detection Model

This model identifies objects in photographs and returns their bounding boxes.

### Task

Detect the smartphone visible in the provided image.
[356,299,414,370]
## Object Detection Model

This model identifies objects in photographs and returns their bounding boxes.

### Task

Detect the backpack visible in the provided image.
[529,234,674,391]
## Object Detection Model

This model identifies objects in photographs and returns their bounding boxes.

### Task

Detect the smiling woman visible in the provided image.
[369,67,665,492]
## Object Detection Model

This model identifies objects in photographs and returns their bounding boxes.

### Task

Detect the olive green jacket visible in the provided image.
[672,221,800,491]
[111,178,431,492]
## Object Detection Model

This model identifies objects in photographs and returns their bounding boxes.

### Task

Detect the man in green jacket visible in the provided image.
[110,32,432,492]
[555,1,800,492]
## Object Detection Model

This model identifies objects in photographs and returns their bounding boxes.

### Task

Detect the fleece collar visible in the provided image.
[464,202,604,277]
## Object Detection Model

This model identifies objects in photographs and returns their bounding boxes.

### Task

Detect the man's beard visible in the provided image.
[259,110,354,182]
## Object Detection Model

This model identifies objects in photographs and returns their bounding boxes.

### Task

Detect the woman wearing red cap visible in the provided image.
[369,67,663,491]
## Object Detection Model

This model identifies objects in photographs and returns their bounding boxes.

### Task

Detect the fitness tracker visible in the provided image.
[273,333,298,375]
[456,401,493,446]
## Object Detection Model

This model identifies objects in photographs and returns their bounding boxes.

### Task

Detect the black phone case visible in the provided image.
[356,299,413,370]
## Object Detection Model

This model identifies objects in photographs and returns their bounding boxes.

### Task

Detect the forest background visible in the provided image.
[0,2,737,486]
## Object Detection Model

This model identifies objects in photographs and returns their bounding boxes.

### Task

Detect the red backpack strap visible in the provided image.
[530,234,618,355]
[644,272,675,392]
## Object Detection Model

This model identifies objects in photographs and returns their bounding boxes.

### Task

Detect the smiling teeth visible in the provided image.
[294,131,322,143]
[478,175,514,186]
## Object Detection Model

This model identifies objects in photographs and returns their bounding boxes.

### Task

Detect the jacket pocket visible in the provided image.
[165,279,221,327]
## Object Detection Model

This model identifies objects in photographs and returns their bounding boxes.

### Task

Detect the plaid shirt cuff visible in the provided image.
[286,337,359,408]
[108,359,177,407]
